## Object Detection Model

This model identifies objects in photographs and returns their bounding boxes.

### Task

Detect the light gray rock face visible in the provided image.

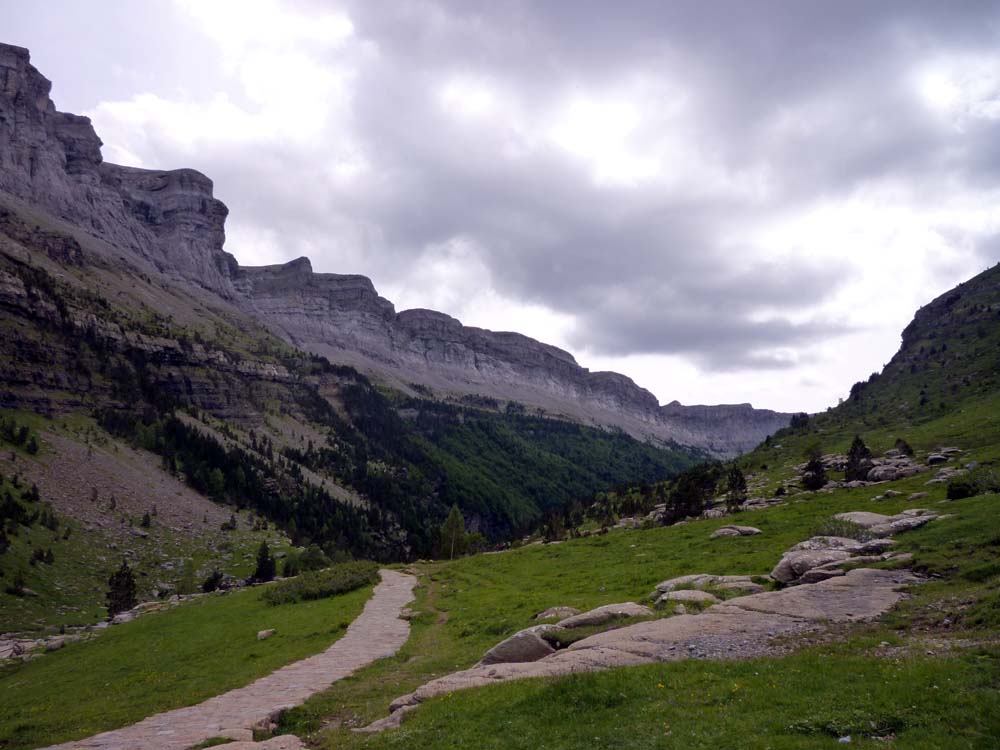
[235,256,791,456]
[0,43,237,296]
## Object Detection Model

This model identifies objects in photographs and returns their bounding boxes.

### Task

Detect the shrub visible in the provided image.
[894,438,914,456]
[813,517,874,542]
[261,561,379,606]
[947,466,1000,500]
[802,455,827,491]
[202,569,224,593]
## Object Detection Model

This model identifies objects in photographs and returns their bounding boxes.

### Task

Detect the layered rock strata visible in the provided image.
[235,257,791,455]
[0,42,790,455]
[0,43,236,295]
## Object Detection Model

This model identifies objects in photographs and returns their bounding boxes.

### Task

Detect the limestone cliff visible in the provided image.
[0,43,237,296]
[0,42,789,456]
[236,257,791,455]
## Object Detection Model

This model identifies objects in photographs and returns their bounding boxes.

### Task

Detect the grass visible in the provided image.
[275,483,1000,749]
[357,644,1000,749]
[0,578,374,749]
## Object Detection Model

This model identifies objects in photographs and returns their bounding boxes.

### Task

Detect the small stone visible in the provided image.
[257,628,276,641]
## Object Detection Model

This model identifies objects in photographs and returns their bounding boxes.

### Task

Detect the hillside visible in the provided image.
[0,42,788,458]
[0,45,710,633]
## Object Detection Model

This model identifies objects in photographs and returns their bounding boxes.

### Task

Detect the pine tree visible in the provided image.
[802,445,828,491]
[845,435,873,482]
[106,560,137,618]
[253,541,276,582]
[725,466,748,513]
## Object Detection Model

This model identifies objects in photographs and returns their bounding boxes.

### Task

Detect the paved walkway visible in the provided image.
[44,569,417,750]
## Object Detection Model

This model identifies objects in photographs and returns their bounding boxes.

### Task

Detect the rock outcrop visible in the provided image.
[0,43,237,296]
[362,568,919,732]
[235,257,791,455]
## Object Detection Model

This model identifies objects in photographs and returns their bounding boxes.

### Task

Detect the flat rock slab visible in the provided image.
[710,525,761,538]
[43,569,417,750]
[557,602,653,628]
[365,568,918,732]
[658,590,720,604]
[535,606,579,620]
[211,736,305,750]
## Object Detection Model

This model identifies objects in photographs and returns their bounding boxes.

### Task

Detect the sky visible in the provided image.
[4,1,999,412]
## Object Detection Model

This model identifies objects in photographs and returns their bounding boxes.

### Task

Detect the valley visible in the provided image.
[0,32,998,750]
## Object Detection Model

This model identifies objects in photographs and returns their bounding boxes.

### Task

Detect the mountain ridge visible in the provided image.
[0,41,788,456]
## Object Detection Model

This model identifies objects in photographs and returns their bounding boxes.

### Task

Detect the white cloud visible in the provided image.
[44,1,999,414]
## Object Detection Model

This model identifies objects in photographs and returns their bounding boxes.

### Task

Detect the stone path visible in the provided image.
[44,569,416,750]
[363,568,917,731]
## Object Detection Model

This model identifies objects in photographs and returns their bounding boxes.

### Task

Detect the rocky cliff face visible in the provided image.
[236,257,791,455]
[0,43,237,296]
[0,43,789,456]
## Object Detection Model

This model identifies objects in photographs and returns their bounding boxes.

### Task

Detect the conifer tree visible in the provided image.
[106,560,137,618]
[725,466,748,513]
[845,435,873,482]
[253,541,276,582]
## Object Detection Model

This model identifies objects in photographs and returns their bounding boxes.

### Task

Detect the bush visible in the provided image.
[261,561,379,606]
[202,569,224,593]
[947,466,1000,500]
[813,517,874,542]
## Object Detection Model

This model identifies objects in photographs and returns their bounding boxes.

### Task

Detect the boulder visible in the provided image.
[771,549,854,585]
[834,510,937,537]
[479,625,559,665]
[535,606,580,620]
[870,515,936,536]
[834,511,893,527]
[557,602,653,628]
[257,628,276,641]
[789,536,862,552]
[927,454,948,465]
[710,525,762,539]
[714,579,766,595]
[908,492,929,500]
[797,567,847,585]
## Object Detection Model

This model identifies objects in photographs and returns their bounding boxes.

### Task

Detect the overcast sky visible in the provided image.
[4,1,999,412]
